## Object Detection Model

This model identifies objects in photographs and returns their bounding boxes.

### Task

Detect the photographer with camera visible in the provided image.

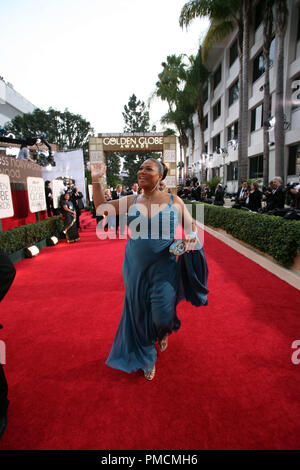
[286,175,300,209]
[232,180,250,209]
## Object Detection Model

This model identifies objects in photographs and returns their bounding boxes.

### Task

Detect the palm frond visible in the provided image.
[179,0,212,28]
[202,19,235,62]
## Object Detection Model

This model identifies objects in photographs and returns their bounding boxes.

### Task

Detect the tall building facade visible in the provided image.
[0,78,35,127]
[186,0,300,193]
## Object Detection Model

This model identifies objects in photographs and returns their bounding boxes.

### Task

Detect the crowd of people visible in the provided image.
[45,179,84,243]
[177,175,300,214]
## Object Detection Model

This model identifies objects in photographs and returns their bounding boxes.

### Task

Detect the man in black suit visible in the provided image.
[111,185,126,236]
[126,183,139,196]
[267,177,286,211]
[0,251,16,439]
[71,186,84,229]
[233,180,249,208]
[45,181,55,217]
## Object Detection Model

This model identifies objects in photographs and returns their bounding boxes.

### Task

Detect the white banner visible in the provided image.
[52,179,65,209]
[42,149,86,205]
[0,174,14,219]
[27,177,47,213]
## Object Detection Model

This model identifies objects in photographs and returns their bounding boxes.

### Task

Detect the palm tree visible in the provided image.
[185,46,211,181]
[161,88,195,178]
[262,0,274,186]
[155,55,187,111]
[274,0,288,180]
[179,0,251,184]
[154,54,190,176]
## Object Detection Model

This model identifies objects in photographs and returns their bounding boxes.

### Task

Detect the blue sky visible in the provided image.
[1,0,209,133]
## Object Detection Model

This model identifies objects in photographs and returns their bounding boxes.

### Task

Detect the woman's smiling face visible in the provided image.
[137,159,161,190]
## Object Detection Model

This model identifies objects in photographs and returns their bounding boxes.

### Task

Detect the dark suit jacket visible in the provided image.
[72,191,84,210]
[237,186,250,200]
[268,186,286,211]
[111,191,126,200]
[248,189,262,212]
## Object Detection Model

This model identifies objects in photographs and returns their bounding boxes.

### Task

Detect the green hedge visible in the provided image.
[186,202,300,267]
[0,217,64,254]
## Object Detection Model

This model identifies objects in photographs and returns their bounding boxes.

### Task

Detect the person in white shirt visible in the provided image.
[17,143,33,162]
[127,183,139,196]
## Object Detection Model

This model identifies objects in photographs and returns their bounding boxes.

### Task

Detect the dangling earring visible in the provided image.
[151,178,161,193]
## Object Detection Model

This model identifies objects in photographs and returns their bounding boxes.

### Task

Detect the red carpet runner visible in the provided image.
[0,212,300,450]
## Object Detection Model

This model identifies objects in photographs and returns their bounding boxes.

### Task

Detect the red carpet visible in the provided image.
[0,211,300,450]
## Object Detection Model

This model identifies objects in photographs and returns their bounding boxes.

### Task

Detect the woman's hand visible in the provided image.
[92,162,106,183]
[183,233,197,253]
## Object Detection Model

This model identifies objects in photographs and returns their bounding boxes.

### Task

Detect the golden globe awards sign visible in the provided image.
[0,174,14,219]
[102,133,164,152]
[51,179,65,209]
[27,177,46,213]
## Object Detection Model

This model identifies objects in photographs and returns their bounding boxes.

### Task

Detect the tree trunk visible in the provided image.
[237,24,244,185]
[275,0,288,180]
[263,0,273,186]
[275,34,285,178]
[197,103,205,182]
[190,118,195,174]
[181,129,188,182]
[240,0,250,184]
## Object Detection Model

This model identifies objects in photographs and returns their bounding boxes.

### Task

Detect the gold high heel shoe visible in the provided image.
[144,364,156,381]
[158,336,168,352]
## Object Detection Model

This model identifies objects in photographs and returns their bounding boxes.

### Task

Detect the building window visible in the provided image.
[212,167,220,178]
[292,75,300,110]
[229,39,239,67]
[251,104,263,132]
[227,121,239,142]
[213,64,222,90]
[252,39,275,83]
[227,162,238,181]
[288,145,298,175]
[249,155,263,179]
[213,100,221,121]
[204,114,208,130]
[212,133,221,152]
[204,143,208,154]
[253,51,265,82]
[229,80,239,106]
[254,0,266,30]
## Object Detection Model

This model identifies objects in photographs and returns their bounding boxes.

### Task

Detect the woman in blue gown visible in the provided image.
[92,159,209,380]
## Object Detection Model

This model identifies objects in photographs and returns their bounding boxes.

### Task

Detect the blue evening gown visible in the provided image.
[105,194,209,374]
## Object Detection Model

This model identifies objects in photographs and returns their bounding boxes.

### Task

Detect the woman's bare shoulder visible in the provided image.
[172,194,185,207]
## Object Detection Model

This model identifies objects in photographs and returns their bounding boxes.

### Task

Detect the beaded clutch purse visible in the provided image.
[169,239,186,256]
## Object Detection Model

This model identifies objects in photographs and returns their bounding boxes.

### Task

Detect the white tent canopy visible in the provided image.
[42,149,86,205]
